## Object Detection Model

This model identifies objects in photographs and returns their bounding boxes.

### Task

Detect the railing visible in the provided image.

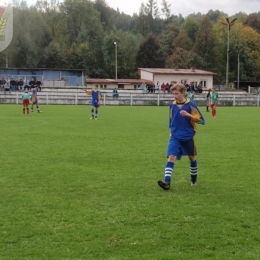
[0,91,259,106]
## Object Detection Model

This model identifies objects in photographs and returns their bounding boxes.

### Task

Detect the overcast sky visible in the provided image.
[5,0,260,17]
[106,0,260,17]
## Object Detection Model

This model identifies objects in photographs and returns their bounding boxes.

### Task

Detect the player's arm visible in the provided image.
[169,106,172,136]
[98,92,102,104]
[180,106,205,125]
[84,89,92,95]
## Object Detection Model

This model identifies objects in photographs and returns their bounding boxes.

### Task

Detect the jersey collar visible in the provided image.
[173,99,189,105]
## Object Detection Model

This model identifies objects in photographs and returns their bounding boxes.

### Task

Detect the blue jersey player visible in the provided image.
[30,86,41,113]
[85,85,102,120]
[158,83,205,190]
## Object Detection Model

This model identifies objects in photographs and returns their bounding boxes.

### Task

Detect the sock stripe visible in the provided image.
[164,163,174,183]
[190,160,198,183]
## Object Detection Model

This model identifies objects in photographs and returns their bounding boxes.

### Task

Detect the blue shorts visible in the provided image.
[167,137,197,160]
[92,99,99,108]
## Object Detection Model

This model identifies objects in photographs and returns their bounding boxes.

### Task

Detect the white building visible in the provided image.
[138,68,216,89]
[86,78,152,90]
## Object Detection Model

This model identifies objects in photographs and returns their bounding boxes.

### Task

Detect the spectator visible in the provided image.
[29,78,35,90]
[4,78,10,94]
[186,83,191,92]
[112,88,119,98]
[10,78,16,90]
[170,83,174,93]
[19,79,24,90]
[161,82,166,93]
[0,78,3,90]
[141,81,147,94]
[1,78,6,90]
[15,80,20,90]
[35,78,42,91]
[152,83,155,93]
[156,81,161,93]
[166,83,170,93]
[147,84,152,93]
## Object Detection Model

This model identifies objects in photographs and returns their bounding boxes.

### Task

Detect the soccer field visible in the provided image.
[1,105,260,259]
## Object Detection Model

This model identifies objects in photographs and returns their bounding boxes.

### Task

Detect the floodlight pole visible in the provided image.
[222,17,237,89]
[236,44,244,90]
[114,42,117,79]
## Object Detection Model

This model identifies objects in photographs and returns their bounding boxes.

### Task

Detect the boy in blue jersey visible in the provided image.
[30,86,41,113]
[85,85,102,120]
[158,83,205,190]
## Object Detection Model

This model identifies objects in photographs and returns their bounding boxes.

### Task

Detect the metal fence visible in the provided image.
[1,91,260,106]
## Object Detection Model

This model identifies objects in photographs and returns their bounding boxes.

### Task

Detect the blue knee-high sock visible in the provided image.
[95,110,98,118]
[91,109,94,117]
[164,162,174,183]
[190,160,198,184]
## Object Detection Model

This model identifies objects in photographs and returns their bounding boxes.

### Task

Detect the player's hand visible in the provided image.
[180,110,190,117]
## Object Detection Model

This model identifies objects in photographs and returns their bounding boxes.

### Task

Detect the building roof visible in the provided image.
[138,68,216,76]
[86,78,153,84]
[0,67,84,72]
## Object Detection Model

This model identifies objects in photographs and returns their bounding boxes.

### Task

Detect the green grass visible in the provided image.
[0,105,260,260]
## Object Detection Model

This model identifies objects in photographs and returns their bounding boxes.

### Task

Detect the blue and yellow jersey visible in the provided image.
[31,89,37,97]
[31,89,37,102]
[169,100,205,141]
[86,90,102,101]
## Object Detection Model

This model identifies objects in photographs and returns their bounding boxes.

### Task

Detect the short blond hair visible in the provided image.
[170,83,186,93]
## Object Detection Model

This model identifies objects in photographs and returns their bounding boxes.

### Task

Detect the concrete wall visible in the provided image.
[141,71,153,81]
[1,89,259,106]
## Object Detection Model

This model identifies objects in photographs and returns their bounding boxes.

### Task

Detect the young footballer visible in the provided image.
[158,83,205,190]
[85,85,102,120]
[206,89,211,112]
[188,91,195,103]
[21,89,30,114]
[31,86,41,113]
[210,87,219,118]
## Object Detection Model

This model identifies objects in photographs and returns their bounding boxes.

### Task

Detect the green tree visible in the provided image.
[193,16,219,71]
[135,3,149,36]
[181,17,199,43]
[8,6,51,68]
[159,23,179,59]
[115,31,144,78]
[41,41,64,68]
[172,29,193,50]
[59,0,105,70]
[94,0,114,32]
[166,47,204,69]
[244,13,260,34]
[166,30,198,68]
[136,33,165,68]
[206,9,225,22]
[161,0,171,20]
